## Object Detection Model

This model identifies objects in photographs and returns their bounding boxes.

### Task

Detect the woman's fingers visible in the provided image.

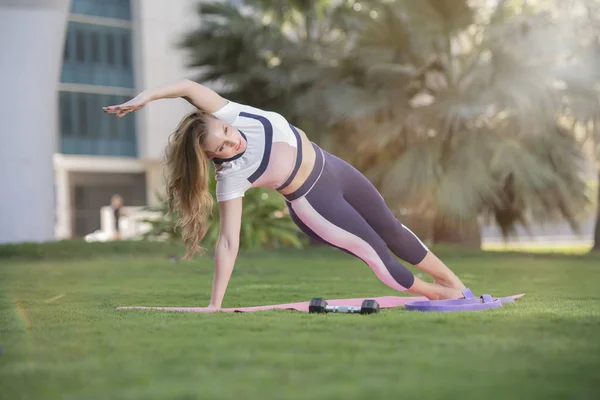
[103,105,122,113]
[103,102,144,116]
[103,91,149,113]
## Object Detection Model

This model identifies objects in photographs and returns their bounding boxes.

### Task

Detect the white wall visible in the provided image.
[133,0,203,162]
[0,0,71,244]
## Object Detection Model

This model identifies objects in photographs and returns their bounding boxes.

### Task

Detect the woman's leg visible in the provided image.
[326,152,466,290]
[287,198,463,300]
[285,154,465,301]
[287,195,413,292]
[416,252,466,290]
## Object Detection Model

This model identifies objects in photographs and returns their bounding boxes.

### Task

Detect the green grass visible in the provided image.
[1,244,599,400]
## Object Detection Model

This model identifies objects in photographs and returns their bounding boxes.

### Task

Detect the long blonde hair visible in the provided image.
[164,110,214,259]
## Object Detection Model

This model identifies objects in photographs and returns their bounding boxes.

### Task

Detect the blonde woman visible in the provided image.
[104,79,468,309]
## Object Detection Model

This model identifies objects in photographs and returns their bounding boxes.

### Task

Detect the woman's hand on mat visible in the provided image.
[103,91,151,118]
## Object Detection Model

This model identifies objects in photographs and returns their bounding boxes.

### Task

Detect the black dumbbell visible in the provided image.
[308,298,380,314]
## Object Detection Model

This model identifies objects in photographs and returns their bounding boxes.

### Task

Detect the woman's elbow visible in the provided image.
[219,236,239,253]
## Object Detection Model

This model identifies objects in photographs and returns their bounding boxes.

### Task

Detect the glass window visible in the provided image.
[75,30,85,63]
[60,91,137,157]
[87,93,99,140]
[60,22,134,88]
[125,106,136,141]
[121,34,130,68]
[59,91,73,136]
[71,0,132,21]
[78,93,87,135]
[63,32,71,61]
[109,95,119,138]
[60,0,137,157]
[90,32,100,63]
[106,33,115,66]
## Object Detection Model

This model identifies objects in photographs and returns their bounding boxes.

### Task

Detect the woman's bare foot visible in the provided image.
[415,252,466,291]
[438,287,465,300]
[407,276,465,300]
[434,277,465,291]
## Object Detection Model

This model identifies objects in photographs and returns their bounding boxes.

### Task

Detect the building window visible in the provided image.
[60,91,73,136]
[78,93,88,135]
[121,34,130,68]
[106,33,115,66]
[59,0,136,157]
[71,0,132,21]
[61,22,134,88]
[63,33,71,61]
[90,32,100,63]
[108,94,119,138]
[59,91,138,157]
[75,30,85,63]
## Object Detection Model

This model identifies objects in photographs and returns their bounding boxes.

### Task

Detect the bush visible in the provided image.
[142,177,307,250]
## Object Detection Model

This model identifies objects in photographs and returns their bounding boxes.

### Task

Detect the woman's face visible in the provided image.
[202,117,246,160]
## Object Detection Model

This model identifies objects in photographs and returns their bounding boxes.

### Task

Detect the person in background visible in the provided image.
[111,194,124,240]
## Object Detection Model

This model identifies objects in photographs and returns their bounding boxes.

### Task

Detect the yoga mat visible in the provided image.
[404,293,526,312]
[116,296,428,313]
[116,293,525,313]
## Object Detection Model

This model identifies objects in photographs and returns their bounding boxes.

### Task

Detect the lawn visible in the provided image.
[1,243,599,400]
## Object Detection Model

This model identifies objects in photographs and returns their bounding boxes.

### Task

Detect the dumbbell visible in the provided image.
[308,298,380,314]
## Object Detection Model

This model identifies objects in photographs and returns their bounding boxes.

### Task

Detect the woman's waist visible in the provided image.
[276,135,319,195]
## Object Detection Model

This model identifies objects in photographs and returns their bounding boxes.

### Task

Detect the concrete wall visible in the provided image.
[0,0,71,243]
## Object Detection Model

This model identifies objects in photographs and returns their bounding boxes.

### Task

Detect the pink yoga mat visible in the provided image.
[116,294,525,313]
[116,296,427,313]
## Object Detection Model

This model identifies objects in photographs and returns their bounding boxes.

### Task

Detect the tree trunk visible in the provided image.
[592,171,600,252]
[432,216,482,249]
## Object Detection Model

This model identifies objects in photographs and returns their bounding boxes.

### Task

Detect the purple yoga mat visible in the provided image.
[405,293,526,312]
[116,293,525,313]
[116,296,428,313]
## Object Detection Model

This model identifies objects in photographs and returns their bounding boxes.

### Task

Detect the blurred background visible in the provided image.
[1,0,599,253]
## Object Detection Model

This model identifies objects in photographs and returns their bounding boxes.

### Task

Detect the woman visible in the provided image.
[103,79,468,309]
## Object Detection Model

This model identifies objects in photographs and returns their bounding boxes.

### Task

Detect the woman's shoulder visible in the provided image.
[212,100,288,127]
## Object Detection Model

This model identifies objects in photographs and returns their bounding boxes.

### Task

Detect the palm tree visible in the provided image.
[299,0,595,246]
[180,0,596,248]
[178,0,358,140]
[592,171,600,252]
[581,0,600,252]
[534,0,600,252]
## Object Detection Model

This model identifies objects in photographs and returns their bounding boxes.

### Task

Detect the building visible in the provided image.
[1,0,202,243]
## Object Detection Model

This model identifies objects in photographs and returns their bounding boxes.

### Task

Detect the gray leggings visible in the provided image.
[284,143,428,291]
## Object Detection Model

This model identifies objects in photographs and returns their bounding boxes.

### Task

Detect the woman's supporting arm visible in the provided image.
[208,196,243,308]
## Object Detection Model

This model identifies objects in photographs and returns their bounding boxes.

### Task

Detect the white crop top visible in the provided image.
[210,100,303,202]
